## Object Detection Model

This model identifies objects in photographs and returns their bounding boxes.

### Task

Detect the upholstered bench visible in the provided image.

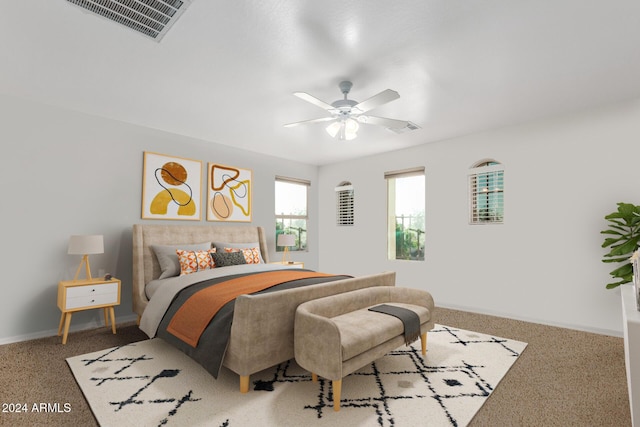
[294,286,434,411]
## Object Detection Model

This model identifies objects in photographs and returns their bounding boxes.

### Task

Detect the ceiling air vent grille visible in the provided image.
[389,121,421,134]
[67,0,192,41]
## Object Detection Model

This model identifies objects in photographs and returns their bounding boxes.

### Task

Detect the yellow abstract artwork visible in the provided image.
[142,152,202,220]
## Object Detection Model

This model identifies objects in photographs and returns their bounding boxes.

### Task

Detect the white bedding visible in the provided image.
[139,263,293,338]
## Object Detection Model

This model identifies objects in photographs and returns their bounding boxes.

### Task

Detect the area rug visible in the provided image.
[67,325,527,427]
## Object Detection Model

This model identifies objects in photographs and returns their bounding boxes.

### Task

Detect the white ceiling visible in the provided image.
[2,1,640,165]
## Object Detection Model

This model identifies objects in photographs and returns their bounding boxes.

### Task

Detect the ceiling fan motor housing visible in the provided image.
[331,99,358,117]
[339,80,353,95]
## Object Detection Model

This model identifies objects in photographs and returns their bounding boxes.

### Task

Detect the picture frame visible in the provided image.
[207,163,252,222]
[141,151,202,220]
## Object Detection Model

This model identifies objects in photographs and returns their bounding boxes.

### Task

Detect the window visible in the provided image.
[386,167,425,261]
[469,160,504,224]
[275,176,309,251]
[335,181,354,226]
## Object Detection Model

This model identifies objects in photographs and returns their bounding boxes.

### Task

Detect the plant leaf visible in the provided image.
[611,263,633,277]
[602,257,631,263]
[610,236,640,256]
[606,281,624,289]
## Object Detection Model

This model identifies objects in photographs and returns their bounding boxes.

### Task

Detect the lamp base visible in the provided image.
[73,255,93,281]
[281,247,290,264]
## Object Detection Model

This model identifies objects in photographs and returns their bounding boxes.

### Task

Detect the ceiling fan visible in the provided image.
[284,81,416,141]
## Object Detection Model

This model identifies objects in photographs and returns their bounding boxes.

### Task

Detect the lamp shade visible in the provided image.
[68,235,104,255]
[277,234,295,247]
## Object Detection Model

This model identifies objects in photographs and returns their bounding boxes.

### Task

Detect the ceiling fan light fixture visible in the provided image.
[326,118,359,140]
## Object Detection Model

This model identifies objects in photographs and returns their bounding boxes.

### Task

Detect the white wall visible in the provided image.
[0,94,319,343]
[3,93,639,343]
[318,98,640,336]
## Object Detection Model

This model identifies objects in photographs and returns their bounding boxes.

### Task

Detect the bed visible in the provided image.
[132,223,396,392]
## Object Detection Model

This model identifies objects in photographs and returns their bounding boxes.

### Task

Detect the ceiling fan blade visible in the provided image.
[293,92,336,111]
[357,115,409,129]
[352,89,400,113]
[283,116,336,128]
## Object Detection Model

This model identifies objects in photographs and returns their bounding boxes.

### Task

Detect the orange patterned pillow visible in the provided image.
[177,248,217,275]
[224,247,261,264]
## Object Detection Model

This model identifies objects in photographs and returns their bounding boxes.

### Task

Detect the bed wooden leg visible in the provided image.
[332,379,342,411]
[421,332,427,355]
[239,375,250,393]
[136,315,141,326]
[311,372,318,382]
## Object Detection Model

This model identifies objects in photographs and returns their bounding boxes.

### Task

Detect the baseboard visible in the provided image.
[0,314,139,345]
[437,303,623,338]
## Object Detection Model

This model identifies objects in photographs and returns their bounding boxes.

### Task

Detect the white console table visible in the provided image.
[622,284,640,426]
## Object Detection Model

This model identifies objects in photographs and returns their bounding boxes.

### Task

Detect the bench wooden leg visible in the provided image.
[332,379,342,411]
[311,373,318,382]
[136,315,141,326]
[239,375,250,393]
[421,332,427,356]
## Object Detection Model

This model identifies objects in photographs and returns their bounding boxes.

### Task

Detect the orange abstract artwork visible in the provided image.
[207,163,252,222]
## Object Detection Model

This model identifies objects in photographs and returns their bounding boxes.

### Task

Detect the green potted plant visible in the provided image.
[601,202,640,289]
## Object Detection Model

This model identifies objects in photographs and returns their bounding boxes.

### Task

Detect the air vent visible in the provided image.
[67,0,193,41]
[389,121,421,134]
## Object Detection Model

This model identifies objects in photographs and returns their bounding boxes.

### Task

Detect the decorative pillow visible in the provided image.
[210,251,247,268]
[213,242,264,263]
[224,247,261,264]
[151,242,212,279]
[177,248,217,276]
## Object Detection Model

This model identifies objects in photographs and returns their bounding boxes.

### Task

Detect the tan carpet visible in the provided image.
[0,307,631,426]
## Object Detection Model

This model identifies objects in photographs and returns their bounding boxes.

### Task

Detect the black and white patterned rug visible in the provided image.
[67,325,526,427]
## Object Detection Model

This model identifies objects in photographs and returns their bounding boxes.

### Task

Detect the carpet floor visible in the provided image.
[0,307,631,426]
[66,325,526,426]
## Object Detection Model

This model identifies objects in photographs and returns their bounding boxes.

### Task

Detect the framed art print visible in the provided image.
[207,163,252,222]
[141,151,202,220]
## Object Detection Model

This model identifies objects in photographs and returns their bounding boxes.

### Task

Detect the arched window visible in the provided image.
[469,160,504,224]
[335,181,354,226]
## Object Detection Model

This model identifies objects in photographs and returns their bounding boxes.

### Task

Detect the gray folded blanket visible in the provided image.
[368,304,421,345]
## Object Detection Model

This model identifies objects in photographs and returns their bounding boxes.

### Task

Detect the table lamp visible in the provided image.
[277,234,295,264]
[68,235,104,280]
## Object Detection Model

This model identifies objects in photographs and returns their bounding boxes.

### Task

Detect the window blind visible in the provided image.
[335,183,354,226]
[275,175,311,186]
[384,166,425,180]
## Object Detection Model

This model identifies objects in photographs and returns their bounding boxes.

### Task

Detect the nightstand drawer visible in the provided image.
[64,282,119,310]
[66,282,118,298]
[66,292,118,310]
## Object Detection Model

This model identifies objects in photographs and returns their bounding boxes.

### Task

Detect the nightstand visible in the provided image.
[269,261,304,268]
[57,278,121,344]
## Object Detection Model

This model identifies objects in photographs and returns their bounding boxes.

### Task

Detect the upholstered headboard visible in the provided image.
[132,224,270,317]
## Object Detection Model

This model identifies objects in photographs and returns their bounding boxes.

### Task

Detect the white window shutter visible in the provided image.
[335,183,354,226]
[469,162,504,224]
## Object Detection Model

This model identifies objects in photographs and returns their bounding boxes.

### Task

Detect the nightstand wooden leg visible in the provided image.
[62,312,72,345]
[109,306,116,334]
[58,313,66,336]
[103,308,109,327]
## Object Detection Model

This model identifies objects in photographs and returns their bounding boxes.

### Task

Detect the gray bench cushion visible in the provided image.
[332,303,430,361]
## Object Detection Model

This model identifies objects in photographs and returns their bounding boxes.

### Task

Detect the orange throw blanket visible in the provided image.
[166,270,335,348]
